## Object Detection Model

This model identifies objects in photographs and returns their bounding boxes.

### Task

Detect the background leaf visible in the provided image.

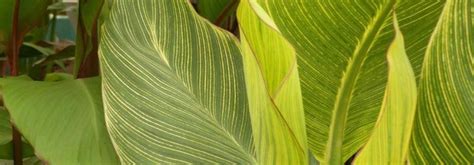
[197,0,232,22]
[0,0,51,63]
[1,75,119,164]
[99,0,255,163]
[409,0,473,163]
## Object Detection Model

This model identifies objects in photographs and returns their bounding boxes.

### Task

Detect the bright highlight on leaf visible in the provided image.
[238,0,307,164]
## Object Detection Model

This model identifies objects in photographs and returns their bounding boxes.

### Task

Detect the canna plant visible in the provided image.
[0,0,472,164]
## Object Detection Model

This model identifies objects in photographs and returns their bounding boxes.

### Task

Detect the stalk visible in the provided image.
[10,0,23,164]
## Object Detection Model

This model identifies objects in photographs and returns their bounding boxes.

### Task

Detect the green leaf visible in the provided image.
[409,0,473,163]
[198,0,232,22]
[0,142,35,160]
[0,109,35,160]
[0,109,11,145]
[237,0,307,164]
[99,0,254,163]
[253,0,446,163]
[1,75,119,164]
[353,15,417,164]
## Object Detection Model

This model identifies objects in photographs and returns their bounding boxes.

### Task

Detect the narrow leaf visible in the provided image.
[253,0,446,163]
[353,15,417,164]
[238,0,307,164]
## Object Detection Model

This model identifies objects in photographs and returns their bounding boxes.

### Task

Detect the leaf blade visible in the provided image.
[409,0,474,163]
[1,76,119,164]
[99,0,255,163]
[237,0,308,164]
[353,15,417,164]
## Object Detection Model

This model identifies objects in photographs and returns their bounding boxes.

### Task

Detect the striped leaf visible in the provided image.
[0,75,118,163]
[353,15,417,164]
[99,0,255,163]
[409,0,473,163]
[252,0,445,163]
[237,0,307,164]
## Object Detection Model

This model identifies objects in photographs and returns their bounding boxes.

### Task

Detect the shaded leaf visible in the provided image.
[0,75,119,164]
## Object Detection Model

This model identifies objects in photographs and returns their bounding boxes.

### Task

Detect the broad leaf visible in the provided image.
[353,15,417,164]
[237,0,307,164]
[99,0,255,163]
[254,0,445,163]
[409,0,473,163]
[0,75,118,164]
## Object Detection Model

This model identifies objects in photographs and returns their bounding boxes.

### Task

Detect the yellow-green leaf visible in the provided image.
[237,0,307,164]
[353,15,417,164]
[252,1,446,163]
[409,0,473,163]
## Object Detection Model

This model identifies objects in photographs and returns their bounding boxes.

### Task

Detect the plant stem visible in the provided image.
[11,0,23,164]
[49,12,57,42]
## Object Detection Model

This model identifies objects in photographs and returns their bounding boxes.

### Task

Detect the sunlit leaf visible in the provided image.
[237,0,307,164]
[253,0,445,163]
[353,15,417,164]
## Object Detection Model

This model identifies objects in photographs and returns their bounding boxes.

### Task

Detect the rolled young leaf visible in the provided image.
[353,15,417,164]
[99,0,255,163]
[238,0,308,164]
[410,0,473,163]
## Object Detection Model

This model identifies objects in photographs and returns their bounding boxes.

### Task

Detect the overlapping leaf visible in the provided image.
[253,0,446,163]
[99,0,255,163]
[354,15,417,164]
[237,0,307,164]
[410,0,473,163]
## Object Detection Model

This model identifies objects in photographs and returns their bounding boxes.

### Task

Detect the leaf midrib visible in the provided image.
[325,0,396,164]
